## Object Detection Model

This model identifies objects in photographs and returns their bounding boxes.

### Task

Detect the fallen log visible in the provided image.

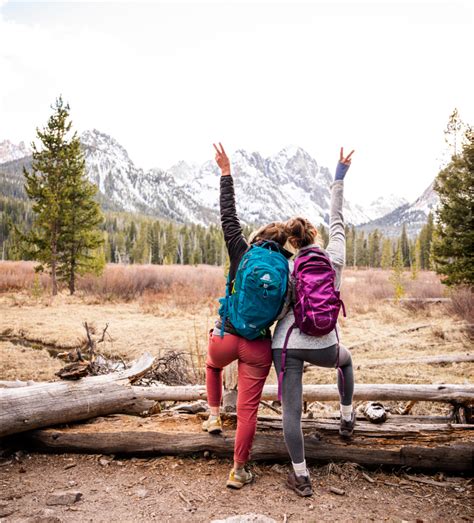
[2,378,473,438]
[0,353,155,438]
[356,353,474,368]
[23,414,473,473]
[131,383,474,403]
[0,380,36,388]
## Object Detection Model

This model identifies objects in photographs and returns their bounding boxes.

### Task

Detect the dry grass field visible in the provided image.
[1,262,473,522]
[0,261,472,390]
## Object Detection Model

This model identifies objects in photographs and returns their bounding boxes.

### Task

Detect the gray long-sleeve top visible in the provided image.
[272,179,346,350]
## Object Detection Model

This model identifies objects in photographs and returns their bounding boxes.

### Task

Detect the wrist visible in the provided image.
[335,161,349,181]
[221,168,231,177]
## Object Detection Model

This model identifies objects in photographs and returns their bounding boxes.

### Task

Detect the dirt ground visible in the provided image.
[0,280,473,522]
[0,452,472,523]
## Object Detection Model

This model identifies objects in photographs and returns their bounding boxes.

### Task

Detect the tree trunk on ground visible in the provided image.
[130,383,474,403]
[21,414,473,473]
[0,353,155,438]
[2,365,473,438]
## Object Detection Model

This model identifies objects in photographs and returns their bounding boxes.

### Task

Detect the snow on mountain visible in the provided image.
[168,145,376,226]
[364,194,409,221]
[0,140,31,164]
[360,182,439,236]
[0,130,406,228]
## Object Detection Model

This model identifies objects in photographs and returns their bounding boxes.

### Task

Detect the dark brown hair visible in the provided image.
[249,222,289,246]
[286,216,317,249]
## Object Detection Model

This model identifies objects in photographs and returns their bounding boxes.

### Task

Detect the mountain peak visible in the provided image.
[0,139,31,164]
[1,130,415,229]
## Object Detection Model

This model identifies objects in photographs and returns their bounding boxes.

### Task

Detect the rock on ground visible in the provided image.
[45,490,82,506]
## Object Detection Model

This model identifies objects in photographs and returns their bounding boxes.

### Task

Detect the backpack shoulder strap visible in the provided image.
[277,322,296,401]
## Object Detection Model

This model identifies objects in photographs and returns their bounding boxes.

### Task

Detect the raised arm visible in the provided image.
[325,147,354,268]
[213,143,248,272]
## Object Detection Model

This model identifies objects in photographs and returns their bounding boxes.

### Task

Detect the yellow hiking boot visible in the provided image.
[201,415,222,434]
[226,467,254,489]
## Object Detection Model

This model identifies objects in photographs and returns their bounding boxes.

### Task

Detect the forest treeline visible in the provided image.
[0,194,435,271]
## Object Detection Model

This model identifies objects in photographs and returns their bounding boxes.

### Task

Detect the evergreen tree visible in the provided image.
[432,129,474,285]
[56,129,104,294]
[411,237,421,280]
[381,238,393,270]
[368,229,381,268]
[444,108,471,159]
[318,225,329,248]
[131,223,150,264]
[23,97,104,295]
[418,213,434,270]
[400,224,410,268]
[345,225,354,267]
[355,231,368,267]
[390,241,405,300]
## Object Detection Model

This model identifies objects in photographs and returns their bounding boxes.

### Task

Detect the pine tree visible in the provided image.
[355,231,368,267]
[318,225,329,249]
[411,237,421,280]
[345,225,354,267]
[418,213,434,270]
[444,108,470,159]
[23,97,104,295]
[368,229,381,268]
[381,238,393,270]
[432,129,474,285]
[400,224,410,268]
[390,241,405,300]
[56,129,104,294]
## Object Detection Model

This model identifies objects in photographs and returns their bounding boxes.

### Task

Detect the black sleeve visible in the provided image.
[220,175,249,280]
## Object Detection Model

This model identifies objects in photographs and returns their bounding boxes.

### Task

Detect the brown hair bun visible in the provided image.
[286,217,317,249]
[250,222,289,246]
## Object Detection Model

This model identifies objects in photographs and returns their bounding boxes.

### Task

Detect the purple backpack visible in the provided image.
[278,247,346,400]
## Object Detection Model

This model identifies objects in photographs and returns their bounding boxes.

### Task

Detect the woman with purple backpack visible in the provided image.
[272,147,356,497]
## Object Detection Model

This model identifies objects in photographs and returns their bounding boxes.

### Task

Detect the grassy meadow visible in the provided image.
[0,261,472,398]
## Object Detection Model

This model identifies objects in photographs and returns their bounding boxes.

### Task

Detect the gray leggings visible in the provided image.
[273,345,354,464]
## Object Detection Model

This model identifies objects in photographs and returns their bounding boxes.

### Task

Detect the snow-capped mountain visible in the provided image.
[0,140,31,164]
[363,194,409,221]
[165,146,373,226]
[80,131,377,226]
[360,182,439,236]
[0,129,406,227]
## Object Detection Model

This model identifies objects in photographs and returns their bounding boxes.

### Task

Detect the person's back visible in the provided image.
[203,143,292,489]
[272,147,356,498]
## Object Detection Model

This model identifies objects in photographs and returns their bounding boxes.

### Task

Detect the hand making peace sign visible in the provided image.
[213,142,231,176]
[339,147,355,166]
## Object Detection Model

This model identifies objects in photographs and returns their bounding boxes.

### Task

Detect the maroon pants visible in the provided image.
[206,331,272,463]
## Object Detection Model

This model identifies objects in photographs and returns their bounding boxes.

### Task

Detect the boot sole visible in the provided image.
[286,480,313,497]
[226,478,253,489]
[339,426,355,438]
[207,427,222,434]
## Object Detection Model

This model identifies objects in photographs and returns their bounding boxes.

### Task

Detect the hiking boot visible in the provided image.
[226,468,254,489]
[286,471,313,497]
[201,415,222,434]
[339,411,356,438]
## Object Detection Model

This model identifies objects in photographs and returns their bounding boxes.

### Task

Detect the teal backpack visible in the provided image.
[218,241,289,340]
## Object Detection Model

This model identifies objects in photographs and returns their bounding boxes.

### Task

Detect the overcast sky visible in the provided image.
[1,0,473,205]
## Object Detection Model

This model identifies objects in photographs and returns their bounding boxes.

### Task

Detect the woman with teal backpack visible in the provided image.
[202,143,292,489]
